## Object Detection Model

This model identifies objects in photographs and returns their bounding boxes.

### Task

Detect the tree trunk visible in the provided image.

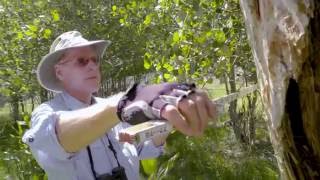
[10,95,20,121]
[240,0,320,179]
[247,93,257,146]
[228,63,242,143]
[224,73,230,94]
[31,95,34,111]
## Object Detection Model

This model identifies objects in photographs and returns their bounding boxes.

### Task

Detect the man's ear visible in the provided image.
[55,65,63,81]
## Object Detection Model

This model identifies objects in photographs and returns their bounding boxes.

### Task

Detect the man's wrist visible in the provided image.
[103,92,125,122]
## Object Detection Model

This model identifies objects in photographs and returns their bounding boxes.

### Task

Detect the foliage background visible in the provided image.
[0,0,278,179]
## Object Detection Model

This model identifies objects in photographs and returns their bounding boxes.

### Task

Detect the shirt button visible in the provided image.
[28,137,34,143]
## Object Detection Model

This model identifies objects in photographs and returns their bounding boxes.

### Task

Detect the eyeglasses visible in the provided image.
[57,57,99,67]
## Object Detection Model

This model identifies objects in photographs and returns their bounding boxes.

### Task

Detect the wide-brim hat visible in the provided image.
[37,31,111,92]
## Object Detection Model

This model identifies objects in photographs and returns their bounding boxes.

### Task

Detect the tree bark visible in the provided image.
[10,95,20,121]
[240,0,320,179]
[228,63,242,143]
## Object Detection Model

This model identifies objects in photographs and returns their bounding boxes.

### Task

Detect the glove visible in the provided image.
[117,82,196,125]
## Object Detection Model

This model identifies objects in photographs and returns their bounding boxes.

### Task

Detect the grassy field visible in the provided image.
[204,83,227,99]
[0,166,8,179]
[0,104,10,119]
[204,81,251,99]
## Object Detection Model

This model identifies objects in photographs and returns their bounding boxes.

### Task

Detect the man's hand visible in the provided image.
[161,89,216,136]
[117,83,217,136]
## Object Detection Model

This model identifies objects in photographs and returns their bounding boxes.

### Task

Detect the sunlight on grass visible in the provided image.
[204,83,227,99]
[204,82,252,99]
[0,104,10,118]
[0,165,9,178]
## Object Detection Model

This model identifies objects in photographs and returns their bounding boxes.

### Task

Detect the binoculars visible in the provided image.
[96,166,127,180]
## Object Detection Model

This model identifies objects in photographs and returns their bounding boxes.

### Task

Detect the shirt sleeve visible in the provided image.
[22,104,74,161]
[136,140,164,160]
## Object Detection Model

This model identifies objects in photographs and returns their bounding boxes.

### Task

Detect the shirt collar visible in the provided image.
[61,91,96,110]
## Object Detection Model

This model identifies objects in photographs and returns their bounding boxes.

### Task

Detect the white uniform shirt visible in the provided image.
[22,92,163,180]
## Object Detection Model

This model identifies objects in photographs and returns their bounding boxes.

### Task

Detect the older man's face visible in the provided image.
[55,46,101,94]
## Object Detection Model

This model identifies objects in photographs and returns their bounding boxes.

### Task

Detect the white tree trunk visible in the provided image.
[240,0,320,179]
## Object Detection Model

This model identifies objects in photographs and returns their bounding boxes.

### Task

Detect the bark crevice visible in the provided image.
[285,78,319,179]
[286,79,303,143]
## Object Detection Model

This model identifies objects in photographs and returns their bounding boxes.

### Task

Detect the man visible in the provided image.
[22,31,216,180]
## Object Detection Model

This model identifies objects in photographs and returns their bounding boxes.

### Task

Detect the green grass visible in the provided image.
[204,82,252,99]
[0,103,10,118]
[204,82,227,99]
[0,164,9,179]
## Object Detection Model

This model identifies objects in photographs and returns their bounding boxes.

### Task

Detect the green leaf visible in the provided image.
[28,25,38,32]
[163,62,174,72]
[196,34,206,43]
[144,52,152,69]
[51,9,60,22]
[141,159,157,176]
[23,113,30,126]
[144,59,151,69]
[131,1,137,9]
[215,30,226,43]
[206,31,213,38]
[16,32,23,40]
[43,29,52,39]
[156,75,162,83]
[156,63,162,71]
[181,45,190,56]
[184,63,190,72]
[143,14,152,26]
[112,5,117,11]
[33,18,40,26]
[164,73,171,80]
[172,31,180,44]
[178,68,184,75]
